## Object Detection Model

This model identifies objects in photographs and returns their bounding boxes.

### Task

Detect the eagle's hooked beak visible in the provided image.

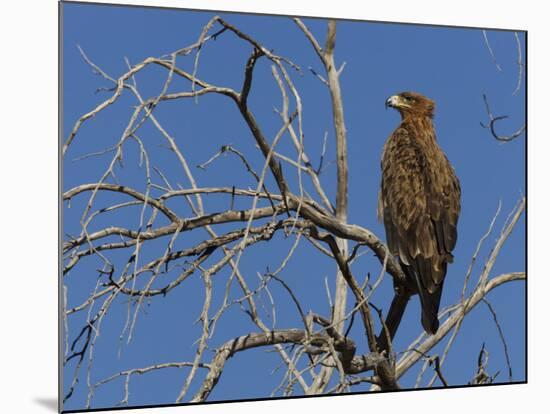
[385,95,400,109]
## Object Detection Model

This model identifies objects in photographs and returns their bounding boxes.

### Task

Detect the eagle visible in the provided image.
[378,91,461,346]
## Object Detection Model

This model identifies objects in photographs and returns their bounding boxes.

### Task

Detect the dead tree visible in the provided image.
[62,17,525,408]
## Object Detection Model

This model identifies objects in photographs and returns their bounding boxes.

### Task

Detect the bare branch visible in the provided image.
[431,356,448,387]
[396,271,525,379]
[293,18,326,65]
[324,20,348,221]
[482,30,502,72]
[482,298,513,381]
[513,32,524,96]
[481,94,525,142]
[64,183,178,222]
[469,343,500,385]
[191,328,383,402]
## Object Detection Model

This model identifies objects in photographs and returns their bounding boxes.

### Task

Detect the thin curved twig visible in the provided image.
[481,94,525,142]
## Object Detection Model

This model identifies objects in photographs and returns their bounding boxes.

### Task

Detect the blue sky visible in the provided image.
[62,1,526,410]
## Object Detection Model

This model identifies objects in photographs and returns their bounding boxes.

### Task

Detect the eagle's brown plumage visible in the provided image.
[379,91,461,336]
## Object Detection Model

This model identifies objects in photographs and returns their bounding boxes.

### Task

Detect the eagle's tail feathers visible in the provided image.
[418,282,443,335]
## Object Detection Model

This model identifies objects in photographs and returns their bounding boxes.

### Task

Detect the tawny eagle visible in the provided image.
[379,91,461,341]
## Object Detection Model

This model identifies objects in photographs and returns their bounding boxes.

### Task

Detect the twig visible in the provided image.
[482,30,502,71]
[431,356,448,387]
[513,32,524,96]
[481,94,525,142]
[482,298,513,381]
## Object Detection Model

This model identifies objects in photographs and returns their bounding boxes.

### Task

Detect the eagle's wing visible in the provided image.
[381,127,460,333]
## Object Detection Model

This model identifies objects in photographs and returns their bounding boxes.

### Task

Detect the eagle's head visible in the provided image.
[385,91,435,118]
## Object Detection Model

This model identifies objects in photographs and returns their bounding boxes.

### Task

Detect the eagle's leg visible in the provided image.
[376,287,411,354]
